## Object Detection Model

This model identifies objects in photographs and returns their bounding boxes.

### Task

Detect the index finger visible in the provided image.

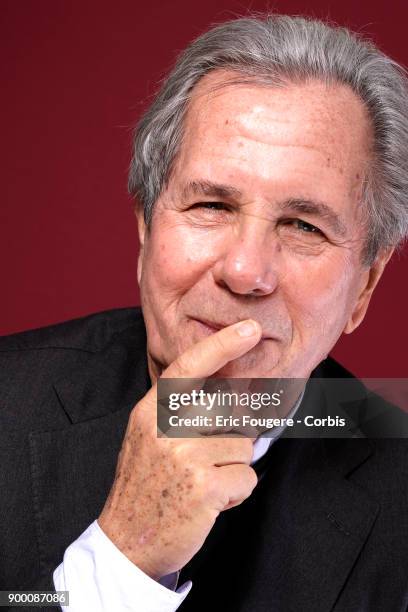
[141,319,261,408]
[163,319,262,379]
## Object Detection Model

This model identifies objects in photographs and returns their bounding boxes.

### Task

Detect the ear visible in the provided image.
[343,247,394,334]
[134,203,147,285]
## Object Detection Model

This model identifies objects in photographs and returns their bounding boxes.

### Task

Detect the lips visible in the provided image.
[191,317,273,340]
[193,318,228,332]
[192,318,225,336]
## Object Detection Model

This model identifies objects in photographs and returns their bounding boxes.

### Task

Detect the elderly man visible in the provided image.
[1,13,407,612]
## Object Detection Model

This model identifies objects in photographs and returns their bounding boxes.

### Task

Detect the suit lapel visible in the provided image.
[244,438,379,612]
[179,438,379,612]
[28,321,150,575]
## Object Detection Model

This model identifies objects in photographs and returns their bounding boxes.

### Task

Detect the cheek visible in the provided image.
[141,221,222,296]
[286,253,360,333]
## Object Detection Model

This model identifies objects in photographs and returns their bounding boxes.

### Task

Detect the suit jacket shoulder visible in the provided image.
[0,307,146,433]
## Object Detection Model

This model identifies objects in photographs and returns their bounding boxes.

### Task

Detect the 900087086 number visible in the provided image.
[0,591,69,607]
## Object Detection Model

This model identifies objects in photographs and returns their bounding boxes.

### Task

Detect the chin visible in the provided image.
[212,366,279,379]
[212,350,282,379]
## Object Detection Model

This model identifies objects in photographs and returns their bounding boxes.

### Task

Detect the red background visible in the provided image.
[1,0,407,376]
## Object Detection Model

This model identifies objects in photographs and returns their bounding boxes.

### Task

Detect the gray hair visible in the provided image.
[128,14,408,264]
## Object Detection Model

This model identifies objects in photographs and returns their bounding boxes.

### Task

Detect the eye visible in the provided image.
[190,202,229,211]
[281,218,324,236]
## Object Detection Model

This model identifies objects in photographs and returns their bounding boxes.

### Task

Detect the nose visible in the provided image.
[212,218,278,296]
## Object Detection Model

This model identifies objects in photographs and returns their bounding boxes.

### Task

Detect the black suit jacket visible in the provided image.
[0,308,407,611]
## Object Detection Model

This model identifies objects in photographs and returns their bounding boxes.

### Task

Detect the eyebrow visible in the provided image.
[181,180,347,237]
[181,180,243,200]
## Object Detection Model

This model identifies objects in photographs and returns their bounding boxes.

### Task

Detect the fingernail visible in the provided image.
[236,320,258,337]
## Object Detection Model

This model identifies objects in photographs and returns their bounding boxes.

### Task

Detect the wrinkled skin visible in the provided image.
[99,73,393,579]
[137,72,391,382]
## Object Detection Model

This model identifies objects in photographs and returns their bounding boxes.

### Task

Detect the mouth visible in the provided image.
[191,317,274,340]
[192,318,227,334]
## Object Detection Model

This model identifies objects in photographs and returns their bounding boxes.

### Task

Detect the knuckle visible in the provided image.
[128,402,152,437]
[172,354,192,378]
[211,332,229,355]
[169,441,195,469]
[240,438,255,463]
[169,442,186,463]
[192,466,219,502]
[129,402,141,426]
[245,466,258,492]
[225,438,254,463]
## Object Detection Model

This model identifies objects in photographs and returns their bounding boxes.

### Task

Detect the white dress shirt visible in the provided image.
[53,395,303,611]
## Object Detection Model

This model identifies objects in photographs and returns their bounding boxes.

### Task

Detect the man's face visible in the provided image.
[137,71,388,380]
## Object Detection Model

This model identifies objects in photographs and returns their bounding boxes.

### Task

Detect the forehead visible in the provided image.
[174,70,372,200]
